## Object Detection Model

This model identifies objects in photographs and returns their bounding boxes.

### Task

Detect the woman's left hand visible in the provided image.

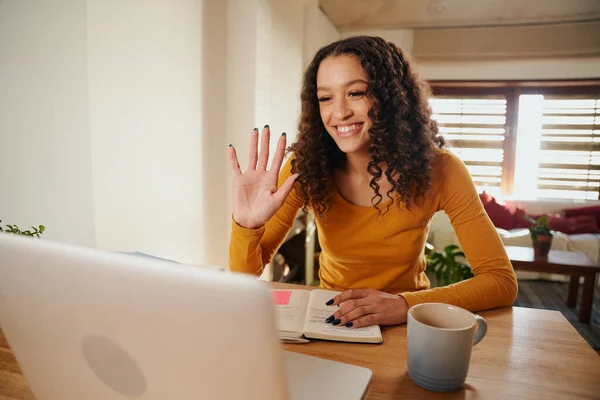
[324,289,410,328]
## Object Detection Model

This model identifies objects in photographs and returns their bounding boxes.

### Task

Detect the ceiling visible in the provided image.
[319,0,600,31]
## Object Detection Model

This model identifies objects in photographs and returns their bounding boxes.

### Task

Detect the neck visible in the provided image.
[343,150,391,183]
[344,151,375,179]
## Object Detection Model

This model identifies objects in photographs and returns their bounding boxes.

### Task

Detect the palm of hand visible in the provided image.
[232,170,280,229]
[228,126,299,230]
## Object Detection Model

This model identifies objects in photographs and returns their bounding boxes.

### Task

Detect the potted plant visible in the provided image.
[425,243,474,287]
[0,220,45,238]
[524,215,552,259]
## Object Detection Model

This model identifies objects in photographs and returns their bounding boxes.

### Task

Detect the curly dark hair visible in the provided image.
[289,35,444,218]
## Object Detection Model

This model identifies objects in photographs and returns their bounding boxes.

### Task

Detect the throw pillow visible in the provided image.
[562,205,600,228]
[483,197,516,230]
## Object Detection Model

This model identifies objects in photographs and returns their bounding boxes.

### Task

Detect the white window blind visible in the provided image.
[430,97,507,196]
[537,97,600,200]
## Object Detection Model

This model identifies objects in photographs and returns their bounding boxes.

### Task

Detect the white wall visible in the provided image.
[86,0,206,265]
[304,0,341,66]
[222,0,339,274]
[0,0,96,246]
[264,0,305,144]
[200,0,229,268]
[230,0,314,161]
[0,0,339,270]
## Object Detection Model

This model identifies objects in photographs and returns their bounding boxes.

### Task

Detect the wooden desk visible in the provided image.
[505,245,600,323]
[2,282,599,400]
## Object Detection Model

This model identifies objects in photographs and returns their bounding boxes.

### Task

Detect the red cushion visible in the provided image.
[513,207,532,229]
[548,214,600,234]
[563,205,600,217]
[563,205,600,227]
[484,197,515,230]
[479,191,493,206]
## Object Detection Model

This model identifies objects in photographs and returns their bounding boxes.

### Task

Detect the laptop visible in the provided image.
[0,234,372,399]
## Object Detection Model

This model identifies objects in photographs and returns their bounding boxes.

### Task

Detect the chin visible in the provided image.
[330,134,370,154]
[335,142,366,154]
[329,124,371,154]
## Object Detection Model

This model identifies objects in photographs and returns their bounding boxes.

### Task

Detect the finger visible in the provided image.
[228,145,242,176]
[257,125,270,170]
[248,128,259,170]
[335,305,376,327]
[268,132,287,173]
[347,313,381,329]
[326,289,371,307]
[272,173,299,207]
[333,298,369,320]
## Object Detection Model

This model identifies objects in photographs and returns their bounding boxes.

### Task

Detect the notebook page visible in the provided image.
[272,289,310,338]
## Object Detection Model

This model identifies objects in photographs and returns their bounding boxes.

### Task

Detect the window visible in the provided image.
[537,96,600,200]
[430,96,507,197]
[429,82,600,200]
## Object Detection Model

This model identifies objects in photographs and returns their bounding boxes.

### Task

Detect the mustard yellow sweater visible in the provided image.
[229,149,518,312]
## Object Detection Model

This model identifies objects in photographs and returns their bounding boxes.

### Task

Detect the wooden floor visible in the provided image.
[514,279,600,350]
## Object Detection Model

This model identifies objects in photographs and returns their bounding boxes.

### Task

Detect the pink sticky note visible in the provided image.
[273,290,292,305]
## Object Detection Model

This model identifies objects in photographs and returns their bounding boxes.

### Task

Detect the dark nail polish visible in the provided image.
[282,132,286,137]
[325,298,334,306]
[253,128,258,131]
[345,322,353,328]
[228,144,232,147]
[325,315,334,323]
[332,319,341,326]
[264,124,269,129]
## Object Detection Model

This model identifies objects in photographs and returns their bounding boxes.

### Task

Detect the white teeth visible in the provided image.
[337,124,360,133]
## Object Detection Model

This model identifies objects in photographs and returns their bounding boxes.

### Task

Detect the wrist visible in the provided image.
[232,215,262,230]
[397,294,410,310]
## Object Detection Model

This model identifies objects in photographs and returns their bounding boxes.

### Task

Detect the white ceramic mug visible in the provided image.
[406,303,487,392]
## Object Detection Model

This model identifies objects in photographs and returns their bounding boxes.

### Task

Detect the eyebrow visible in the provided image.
[317,79,368,92]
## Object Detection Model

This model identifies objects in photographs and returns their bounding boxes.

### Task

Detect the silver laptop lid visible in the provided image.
[0,234,287,400]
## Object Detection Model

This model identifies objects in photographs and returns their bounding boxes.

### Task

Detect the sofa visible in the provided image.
[428,195,600,281]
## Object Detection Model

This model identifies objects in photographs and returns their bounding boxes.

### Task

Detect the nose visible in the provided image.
[333,97,353,120]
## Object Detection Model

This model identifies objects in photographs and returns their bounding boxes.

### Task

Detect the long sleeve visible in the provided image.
[228,156,303,275]
[400,151,518,312]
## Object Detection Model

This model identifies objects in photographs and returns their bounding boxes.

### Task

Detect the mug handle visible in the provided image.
[473,315,487,346]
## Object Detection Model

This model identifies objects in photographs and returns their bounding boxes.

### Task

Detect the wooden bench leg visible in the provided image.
[579,274,596,324]
[567,275,579,308]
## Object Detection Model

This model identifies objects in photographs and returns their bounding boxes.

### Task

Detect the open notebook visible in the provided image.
[273,289,383,344]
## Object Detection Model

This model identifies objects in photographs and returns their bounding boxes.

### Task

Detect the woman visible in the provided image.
[227,36,517,329]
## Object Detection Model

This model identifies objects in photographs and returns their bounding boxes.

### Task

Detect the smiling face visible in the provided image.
[316,54,374,155]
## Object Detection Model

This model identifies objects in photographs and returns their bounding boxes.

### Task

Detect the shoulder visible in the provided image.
[431,148,465,172]
[429,148,474,193]
[430,148,467,180]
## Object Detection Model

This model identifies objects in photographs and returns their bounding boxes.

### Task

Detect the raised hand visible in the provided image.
[228,125,299,229]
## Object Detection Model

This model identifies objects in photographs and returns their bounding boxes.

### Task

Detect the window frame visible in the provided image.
[429,80,600,197]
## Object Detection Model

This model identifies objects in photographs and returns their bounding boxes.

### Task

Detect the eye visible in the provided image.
[348,91,365,98]
[318,96,332,103]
